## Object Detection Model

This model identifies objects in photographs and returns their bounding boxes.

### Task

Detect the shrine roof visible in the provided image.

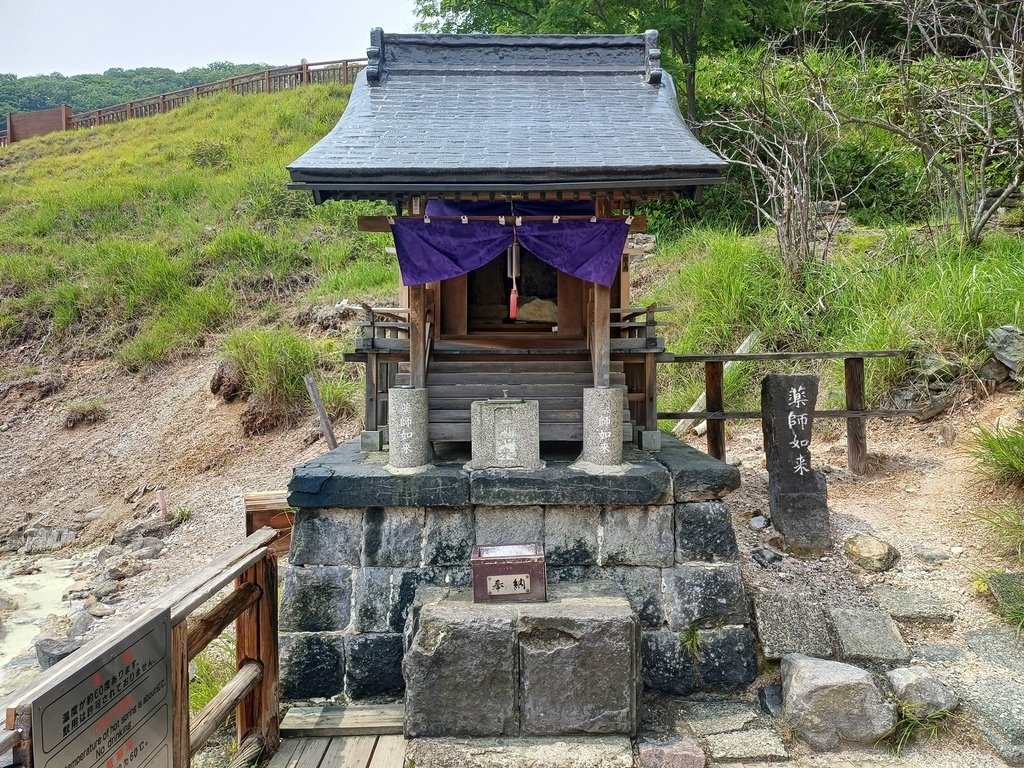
[287,29,727,202]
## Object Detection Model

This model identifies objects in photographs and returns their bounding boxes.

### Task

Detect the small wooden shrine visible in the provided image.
[289,29,726,446]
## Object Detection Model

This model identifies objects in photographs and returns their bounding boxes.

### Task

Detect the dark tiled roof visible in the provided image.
[288,29,726,200]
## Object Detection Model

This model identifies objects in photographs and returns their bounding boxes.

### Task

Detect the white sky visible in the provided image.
[0,0,419,77]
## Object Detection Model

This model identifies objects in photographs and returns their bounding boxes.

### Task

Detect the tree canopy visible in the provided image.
[413,0,801,119]
[1,62,271,133]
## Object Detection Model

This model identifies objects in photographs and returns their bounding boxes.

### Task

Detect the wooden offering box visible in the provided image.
[471,543,547,603]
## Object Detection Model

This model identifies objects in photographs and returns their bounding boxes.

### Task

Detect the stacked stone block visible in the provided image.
[280,499,756,700]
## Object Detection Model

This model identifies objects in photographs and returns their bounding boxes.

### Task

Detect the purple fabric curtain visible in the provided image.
[390,218,513,286]
[517,219,630,288]
[391,200,629,287]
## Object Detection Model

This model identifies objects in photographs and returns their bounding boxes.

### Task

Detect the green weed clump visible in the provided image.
[884,702,955,756]
[64,398,109,428]
[976,505,1024,563]
[969,422,1024,486]
[221,328,358,431]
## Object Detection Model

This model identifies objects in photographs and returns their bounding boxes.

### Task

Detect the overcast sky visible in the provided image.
[1,0,419,77]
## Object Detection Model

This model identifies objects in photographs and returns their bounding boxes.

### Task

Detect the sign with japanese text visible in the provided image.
[32,610,172,768]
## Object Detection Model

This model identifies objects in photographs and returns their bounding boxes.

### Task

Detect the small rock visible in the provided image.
[951,546,965,557]
[759,683,784,717]
[638,735,706,768]
[35,636,84,670]
[978,356,1013,384]
[126,536,165,560]
[752,548,784,568]
[103,556,149,581]
[753,591,835,659]
[912,545,949,564]
[91,579,121,598]
[685,701,758,735]
[986,325,1024,379]
[782,653,898,750]
[87,602,115,618]
[936,424,957,447]
[829,607,910,664]
[68,610,96,639]
[749,515,768,531]
[83,506,106,522]
[886,667,959,717]
[23,525,80,555]
[873,585,954,624]
[6,561,41,577]
[113,517,175,545]
[843,533,899,572]
[96,544,124,565]
[705,729,788,761]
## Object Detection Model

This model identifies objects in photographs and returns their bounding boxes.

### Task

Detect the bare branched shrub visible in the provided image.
[819,0,1024,246]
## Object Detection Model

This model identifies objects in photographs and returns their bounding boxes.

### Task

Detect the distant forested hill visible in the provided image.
[0,62,274,131]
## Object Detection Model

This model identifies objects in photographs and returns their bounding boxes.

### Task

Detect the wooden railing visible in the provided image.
[0,58,366,146]
[658,350,916,473]
[609,304,667,351]
[0,528,281,767]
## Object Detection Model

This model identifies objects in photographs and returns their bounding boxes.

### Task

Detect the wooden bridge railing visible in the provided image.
[658,350,917,473]
[0,528,281,767]
[1,58,367,145]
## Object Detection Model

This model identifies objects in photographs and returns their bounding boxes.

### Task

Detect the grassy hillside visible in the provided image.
[0,84,396,371]
[1,79,1021,423]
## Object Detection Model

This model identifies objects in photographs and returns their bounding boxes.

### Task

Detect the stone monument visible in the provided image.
[467,395,543,470]
[581,387,624,465]
[761,373,830,556]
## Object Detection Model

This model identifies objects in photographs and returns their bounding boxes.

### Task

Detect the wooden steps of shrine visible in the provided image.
[395,359,632,442]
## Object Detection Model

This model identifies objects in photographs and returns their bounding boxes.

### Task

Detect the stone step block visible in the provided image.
[674,501,739,563]
[279,565,352,633]
[599,505,674,567]
[752,590,835,660]
[666,563,748,630]
[829,607,910,665]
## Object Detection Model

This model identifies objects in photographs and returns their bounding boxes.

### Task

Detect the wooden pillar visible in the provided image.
[365,353,379,430]
[845,356,867,474]
[593,196,612,388]
[593,285,610,388]
[171,621,190,768]
[644,353,657,431]
[705,361,726,461]
[409,284,426,388]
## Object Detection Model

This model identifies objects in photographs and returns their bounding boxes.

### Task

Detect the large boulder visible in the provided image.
[886,667,959,717]
[782,653,897,750]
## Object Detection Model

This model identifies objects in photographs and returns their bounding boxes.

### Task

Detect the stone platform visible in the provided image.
[405,582,638,738]
[279,435,754,702]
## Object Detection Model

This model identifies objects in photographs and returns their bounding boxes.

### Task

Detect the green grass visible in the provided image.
[883,702,955,756]
[220,327,359,427]
[0,84,395,369]
[646,227,1024,417]
[976,505,1024,562]
[969,422,1024,486]
[189,635,237,716]
[63,398,109,428]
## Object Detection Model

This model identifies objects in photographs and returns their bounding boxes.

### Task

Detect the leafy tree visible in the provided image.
[414,0,800,120]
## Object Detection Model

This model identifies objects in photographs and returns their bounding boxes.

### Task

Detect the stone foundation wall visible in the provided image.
[279,501,756,700]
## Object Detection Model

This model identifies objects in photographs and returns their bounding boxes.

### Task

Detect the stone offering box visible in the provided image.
[279,435,756,704]
[471,542,547,603]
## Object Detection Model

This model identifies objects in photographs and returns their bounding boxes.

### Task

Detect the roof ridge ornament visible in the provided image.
[644,29,663,85]
[367,27,385,84]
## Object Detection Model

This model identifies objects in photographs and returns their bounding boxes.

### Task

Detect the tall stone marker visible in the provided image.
[761,374,830,556]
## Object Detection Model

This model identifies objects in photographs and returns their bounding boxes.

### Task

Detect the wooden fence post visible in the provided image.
[264,70,272,93]
[171,621,190,768]
[845,356,867,474]
[235,557,280,754]
[705,361,726,461]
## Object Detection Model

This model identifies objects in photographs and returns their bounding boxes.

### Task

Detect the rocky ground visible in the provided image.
[1,339,1022,766]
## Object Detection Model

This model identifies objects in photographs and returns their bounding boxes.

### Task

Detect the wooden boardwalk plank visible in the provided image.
[368,735,406,768]
[320,736,377,768]
[266,740,301,768]
[296,737,332,768]
[281,705,404,737]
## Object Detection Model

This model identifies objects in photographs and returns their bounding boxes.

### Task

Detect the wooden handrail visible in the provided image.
[187,582,262,661]
[3,527,282,768]
[189,660,264,755]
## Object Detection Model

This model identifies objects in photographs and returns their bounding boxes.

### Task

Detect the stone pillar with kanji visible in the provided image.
[761,373,830,556]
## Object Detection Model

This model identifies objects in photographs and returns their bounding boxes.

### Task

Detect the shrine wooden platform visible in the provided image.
[267,735,405,768]
[269,705,406,768]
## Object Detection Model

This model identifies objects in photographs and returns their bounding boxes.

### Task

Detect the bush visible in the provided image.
[976,505,1024,562]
